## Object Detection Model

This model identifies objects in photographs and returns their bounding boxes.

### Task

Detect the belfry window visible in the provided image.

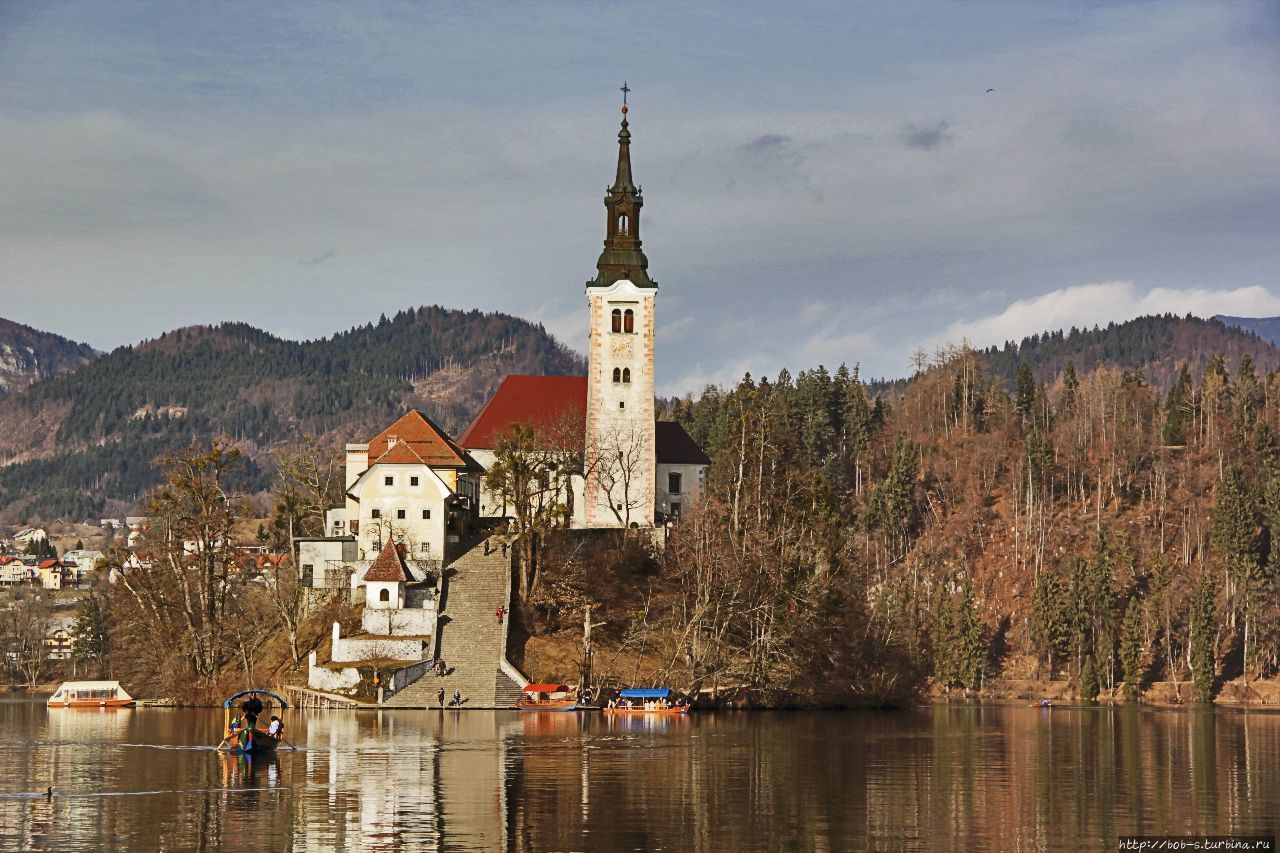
[379,588,390,603]
[617,213,629,235]
[613,367,622,383]
[611,309,622,333]
[623,309,634,333]
[622,368,631,384]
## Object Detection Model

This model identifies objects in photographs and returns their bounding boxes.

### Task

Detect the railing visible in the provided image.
[385,659,434,702]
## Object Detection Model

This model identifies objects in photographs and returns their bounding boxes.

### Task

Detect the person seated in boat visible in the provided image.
[1040,699,1053,708]
[217,715,243,749]
[267,716,283,737]
[244,713,259,731]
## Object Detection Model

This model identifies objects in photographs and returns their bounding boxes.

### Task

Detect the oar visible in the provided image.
[279,735,298,751]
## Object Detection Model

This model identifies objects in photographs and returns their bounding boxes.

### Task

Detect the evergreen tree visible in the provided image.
[70,592,110,678]
[1163,364,1192,445]
[1032,569,1071,678]
[1060,360,1078,415]
[1015,362,1035,424]
[1080,655,1099,701]
[1119,597,1144,699]
[1191,572,1218,702]
[1211,465,1260,675]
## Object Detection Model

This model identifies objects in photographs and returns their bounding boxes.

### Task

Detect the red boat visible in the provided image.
[517,683,578,711]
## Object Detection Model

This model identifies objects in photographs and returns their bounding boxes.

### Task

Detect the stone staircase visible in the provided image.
[384,535,526,708]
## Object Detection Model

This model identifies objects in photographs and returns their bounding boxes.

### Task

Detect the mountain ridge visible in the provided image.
[0,317,98,396]
[0,305,584,521]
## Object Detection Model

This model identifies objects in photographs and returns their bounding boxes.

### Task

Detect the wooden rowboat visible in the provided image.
[219,689,290,754]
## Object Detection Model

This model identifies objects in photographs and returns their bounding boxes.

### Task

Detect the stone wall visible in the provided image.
[307,650,362,693]
[360,602,435,637]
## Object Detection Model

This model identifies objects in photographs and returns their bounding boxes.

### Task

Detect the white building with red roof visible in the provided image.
[343,409,481,561]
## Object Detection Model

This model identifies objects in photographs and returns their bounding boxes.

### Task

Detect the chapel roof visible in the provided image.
[459,375,588,451]
[363,539,409,583]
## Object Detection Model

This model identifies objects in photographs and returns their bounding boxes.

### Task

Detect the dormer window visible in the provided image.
[611,308,622,333]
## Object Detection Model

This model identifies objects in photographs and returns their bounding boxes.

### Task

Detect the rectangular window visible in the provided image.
[668,472,682,494]
[384,476,394,486]
[422,509,431,520]
[371,509,381,519]
[671,502,682,517]
[396,509,406,520]
[411,476,419,487]
[301,564,314,586]
[420,542,430,554]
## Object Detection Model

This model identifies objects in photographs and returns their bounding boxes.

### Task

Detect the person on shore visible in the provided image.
[496,605,504,624]
[452,690,462,708]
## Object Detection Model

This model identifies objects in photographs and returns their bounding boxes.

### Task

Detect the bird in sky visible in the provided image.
[986,88,996,93]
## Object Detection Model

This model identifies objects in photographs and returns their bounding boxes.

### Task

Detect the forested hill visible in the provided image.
[976,314,1280,390]
[0,306,583,521]
[0,317,98,396]
[1215,315,1280,348]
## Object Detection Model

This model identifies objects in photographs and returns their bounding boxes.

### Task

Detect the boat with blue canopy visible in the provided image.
[216,689,291,754]
[604,688,690,715]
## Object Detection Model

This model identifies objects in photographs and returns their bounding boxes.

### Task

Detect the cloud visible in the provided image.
[738,133,792,156]
[934,281,1280,350]
[300,249,336,267]
[899,119,954,151]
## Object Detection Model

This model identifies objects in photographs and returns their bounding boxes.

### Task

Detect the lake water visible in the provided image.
[0,699,1276,851]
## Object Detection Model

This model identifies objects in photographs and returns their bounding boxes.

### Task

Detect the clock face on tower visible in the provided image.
[611,337,634,357]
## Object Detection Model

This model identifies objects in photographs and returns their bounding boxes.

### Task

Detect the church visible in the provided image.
[459,97,708,528]
[302,99,709,701]
[303,97,708,583]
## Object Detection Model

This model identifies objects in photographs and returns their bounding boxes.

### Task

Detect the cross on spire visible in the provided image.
[620,81,630,113]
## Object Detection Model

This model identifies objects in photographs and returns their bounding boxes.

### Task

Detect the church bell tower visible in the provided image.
[584,86,657,527]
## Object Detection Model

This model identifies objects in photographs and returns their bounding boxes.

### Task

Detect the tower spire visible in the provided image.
[589,84,655,289]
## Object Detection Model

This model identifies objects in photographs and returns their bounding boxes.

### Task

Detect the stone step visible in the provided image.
[382,534,523,708]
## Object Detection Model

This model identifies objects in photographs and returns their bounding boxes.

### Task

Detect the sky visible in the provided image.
[1,0,1278,394]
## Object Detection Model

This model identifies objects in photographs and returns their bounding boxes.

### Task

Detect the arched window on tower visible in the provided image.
[622,368,631,384]
[379,588,390,603]
[623,309,635,333]
[612,367,621,383]
[611,309,622,333]
[617,213,629,235]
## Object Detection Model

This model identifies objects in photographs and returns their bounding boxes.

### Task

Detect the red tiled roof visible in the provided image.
[367,410,471,469]
[656,422,711,465]
[374,441,428,466]
[364,539,409,583]
[38,559,61,569]
[459,375,588,450]
[0,557,15,565]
